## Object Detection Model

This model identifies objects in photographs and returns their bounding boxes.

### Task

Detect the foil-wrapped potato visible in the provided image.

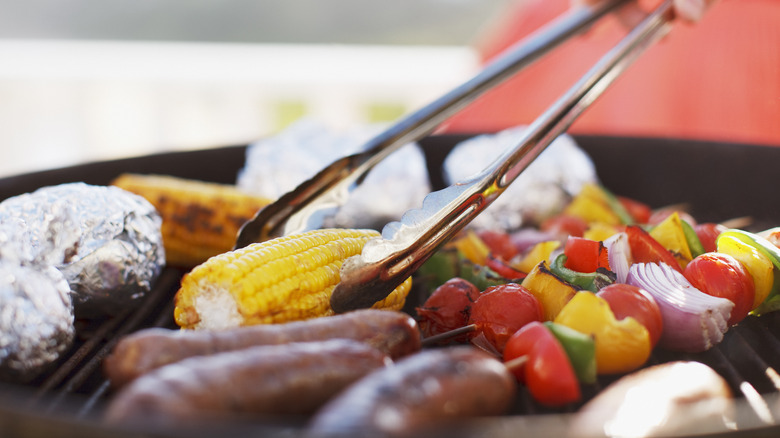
[0,182,165,318]
[443,126,598,231]
[0,259,74,382]
[237,118,430,230]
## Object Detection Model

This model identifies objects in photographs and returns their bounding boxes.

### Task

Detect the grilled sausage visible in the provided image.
[307,346,516,437]
[104,339,392,425]
[103,309,420,387]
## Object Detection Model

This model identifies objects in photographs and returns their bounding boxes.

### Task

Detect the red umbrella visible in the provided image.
[441,0,780,146]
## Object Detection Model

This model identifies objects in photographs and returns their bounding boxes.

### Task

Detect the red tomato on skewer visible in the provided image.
[695,223,728,253]
[468,283,542,354]
[684,253,755,326]
[416,278,481,343]
[597,283,663,348]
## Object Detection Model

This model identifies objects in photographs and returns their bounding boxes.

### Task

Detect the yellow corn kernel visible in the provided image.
[173,228,412,329]
[111,173,274,267]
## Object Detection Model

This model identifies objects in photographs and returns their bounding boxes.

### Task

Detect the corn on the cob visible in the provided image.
[111,173,273,268]
[173,228,412,329]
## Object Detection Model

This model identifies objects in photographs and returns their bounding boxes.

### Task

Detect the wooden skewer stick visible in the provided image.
[420,324,477,347]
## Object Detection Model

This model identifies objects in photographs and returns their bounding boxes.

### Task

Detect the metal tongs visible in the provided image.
[236,0,676,311]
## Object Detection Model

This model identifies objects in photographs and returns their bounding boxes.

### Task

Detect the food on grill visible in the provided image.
[554,290,652,375]
[307,346,516,437]
[236,119,430,230]
[442,127,597,230]
[103,309,421,387]
[503,321,583,407]
[719,228,780,315]
[0,182,164,318]
[111,173,274,268]
[570,361,735,437]
[415,278,481,344]
[520,260,580,321]
[627,262,733,352]
[683,252,755,326]
[0,260,74,382]
[466,283,542,354]
[596,283,663,348]
[104,339,391,425]
[173,228,412,330]
[716,233,774,310]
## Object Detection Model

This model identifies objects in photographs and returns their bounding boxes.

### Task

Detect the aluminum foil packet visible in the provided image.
[0,182,166,319]
[443,126,598,231]
[0,258,74,382]
[236,118,430,230]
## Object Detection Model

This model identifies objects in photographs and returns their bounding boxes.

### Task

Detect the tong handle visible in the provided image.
[234,0,630,249]
[330,0,675,312]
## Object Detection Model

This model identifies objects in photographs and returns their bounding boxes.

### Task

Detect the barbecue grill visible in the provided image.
[1,134,779,437]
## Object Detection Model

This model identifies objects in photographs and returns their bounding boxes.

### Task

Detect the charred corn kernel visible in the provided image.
[173,228,412,329]
[111,173,273,267]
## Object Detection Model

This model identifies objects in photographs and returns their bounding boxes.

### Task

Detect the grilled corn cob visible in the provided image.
[173,228,412,329]
[111,173,273,268]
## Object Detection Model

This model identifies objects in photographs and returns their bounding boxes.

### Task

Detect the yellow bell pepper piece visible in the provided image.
[649,211,692,270]
[717,234,774,310]
[453,229,491,266]
[513,240,560,274]
[563,183,622,226]
[521,260,578,321]
[554,292,651,375]
[583,222,619,242]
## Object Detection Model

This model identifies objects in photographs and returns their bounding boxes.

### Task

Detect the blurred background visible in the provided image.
[1,0,776,178]
[0,0,502,177]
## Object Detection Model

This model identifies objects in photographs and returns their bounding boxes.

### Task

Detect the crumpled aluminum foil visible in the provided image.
[0,258,74,382]
[237,118,430,230]
[0,182,165,319]
[443,126,598,231]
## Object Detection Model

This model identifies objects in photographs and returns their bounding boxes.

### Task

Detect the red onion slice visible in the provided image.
[604,232,631,283]
[626,262,733,353]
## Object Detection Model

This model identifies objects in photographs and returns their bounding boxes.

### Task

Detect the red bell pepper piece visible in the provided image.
[625,225,683,272]
[563,236,611,273]
[503,321,581,407]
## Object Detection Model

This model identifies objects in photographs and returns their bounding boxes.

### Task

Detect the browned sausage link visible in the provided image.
[308,346,517,437]
[103,309,420,388]
[104,339,392,425]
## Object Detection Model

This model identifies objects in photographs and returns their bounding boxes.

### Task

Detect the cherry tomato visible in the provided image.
[695,223,728,253]
[477,229,518,261]
[503,321,581,407]
[540,214,588,239]
[564,236,610,273]
[416,278,481,343]
[617,196,652,224]
[468,283,542,354]
[596,283,663,348]
[625,225,682,272]
[683,253,755,326]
